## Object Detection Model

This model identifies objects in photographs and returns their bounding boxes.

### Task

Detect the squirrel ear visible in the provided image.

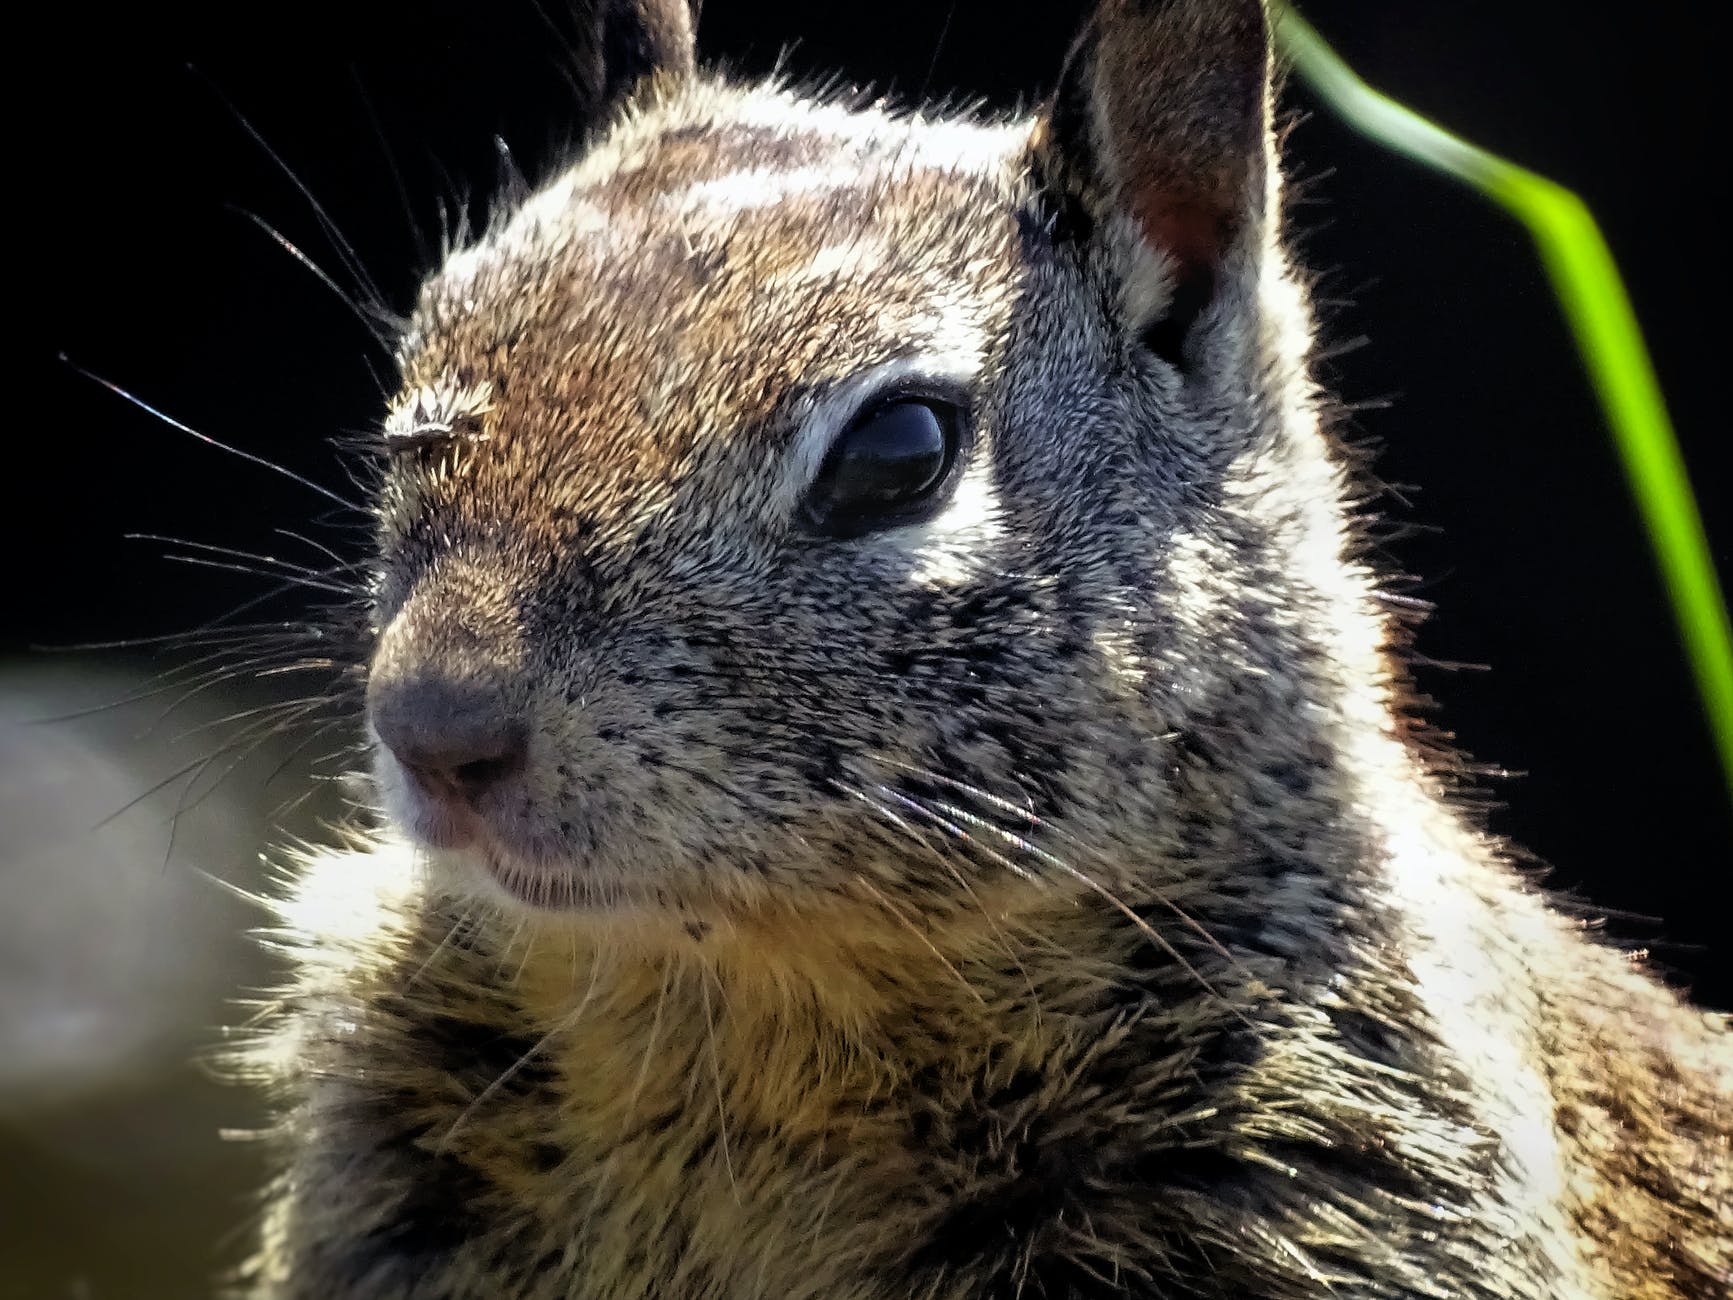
[578,0,701,122]
[1040,0,1272,352]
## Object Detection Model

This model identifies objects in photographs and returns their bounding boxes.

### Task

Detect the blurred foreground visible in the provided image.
[0,660,349,1299]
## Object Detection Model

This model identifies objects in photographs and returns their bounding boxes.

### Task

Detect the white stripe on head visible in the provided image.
[662,165,860,219]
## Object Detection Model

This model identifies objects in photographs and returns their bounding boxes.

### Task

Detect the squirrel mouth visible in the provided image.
[472,838,582,908]
[379,756,661,913]
[386,778,584,909]
[408,812,578,909]
[462,820,634,912]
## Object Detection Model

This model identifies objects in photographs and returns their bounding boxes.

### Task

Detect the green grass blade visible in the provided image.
[1274,5,1733,805]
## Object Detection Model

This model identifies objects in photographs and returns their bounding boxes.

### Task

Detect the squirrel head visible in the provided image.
[364,0,1373,930]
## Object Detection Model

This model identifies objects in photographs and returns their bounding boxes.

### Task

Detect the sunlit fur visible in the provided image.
[231,3,1732,1297]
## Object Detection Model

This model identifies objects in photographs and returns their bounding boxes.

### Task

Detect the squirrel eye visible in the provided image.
[801,399,963,539]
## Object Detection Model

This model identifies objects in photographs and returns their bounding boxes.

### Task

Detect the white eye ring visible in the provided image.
[799,396,968,540]
[782,357,978,514]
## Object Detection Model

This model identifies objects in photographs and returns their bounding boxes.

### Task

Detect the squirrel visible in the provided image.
[227,1,1733,1296]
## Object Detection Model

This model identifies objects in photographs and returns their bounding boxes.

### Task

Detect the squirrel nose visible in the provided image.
[368,673,527,804]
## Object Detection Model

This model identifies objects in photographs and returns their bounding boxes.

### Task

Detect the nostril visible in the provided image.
[392,726,527,806]
[368,671,527,806]
[450,750,523,796]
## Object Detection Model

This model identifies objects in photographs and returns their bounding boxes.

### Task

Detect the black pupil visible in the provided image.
[806,400,952,534]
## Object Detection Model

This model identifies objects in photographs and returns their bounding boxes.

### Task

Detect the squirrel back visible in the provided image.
[232,2,1733,1297]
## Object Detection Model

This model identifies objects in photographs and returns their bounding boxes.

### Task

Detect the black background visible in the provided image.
[21,3,1730,1003]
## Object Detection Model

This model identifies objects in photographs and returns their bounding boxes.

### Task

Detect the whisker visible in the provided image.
[163,689,343,746]
[628,953,674,1115]
[226,206,396,354]
[349,64,432,271]
[698,965,740,1201]
[259,729,357,825]
[877,757,1245,974]
[271,527,357,570]
[41,648,315,738]
[508,926,542,989]
[435,949,606,1151]
[30,620,302,655]
[28,637,320,722]
[136,696,333,869]
[256,657,350,680]
[125,532,362,577]
[860,763,1247,1019]
[126,651,339,733]
[170,696,332,814]
[64,356,362,511]
[578,946,666,1234]
[157,551,356,595]
[830,777,1040,1014]
[406,906,477,992]
[916,789,1240,1014]
[850,873,986,1007]
[193,67,393,317]
[914,0,961,104]
[870,782,1034,881]
[38,566,366,661]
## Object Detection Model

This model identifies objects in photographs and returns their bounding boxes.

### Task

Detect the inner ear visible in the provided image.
[1041,0,1272,360]
[1138,259,1215,372]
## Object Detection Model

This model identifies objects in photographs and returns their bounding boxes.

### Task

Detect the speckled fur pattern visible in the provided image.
[228,2,1733,1296]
